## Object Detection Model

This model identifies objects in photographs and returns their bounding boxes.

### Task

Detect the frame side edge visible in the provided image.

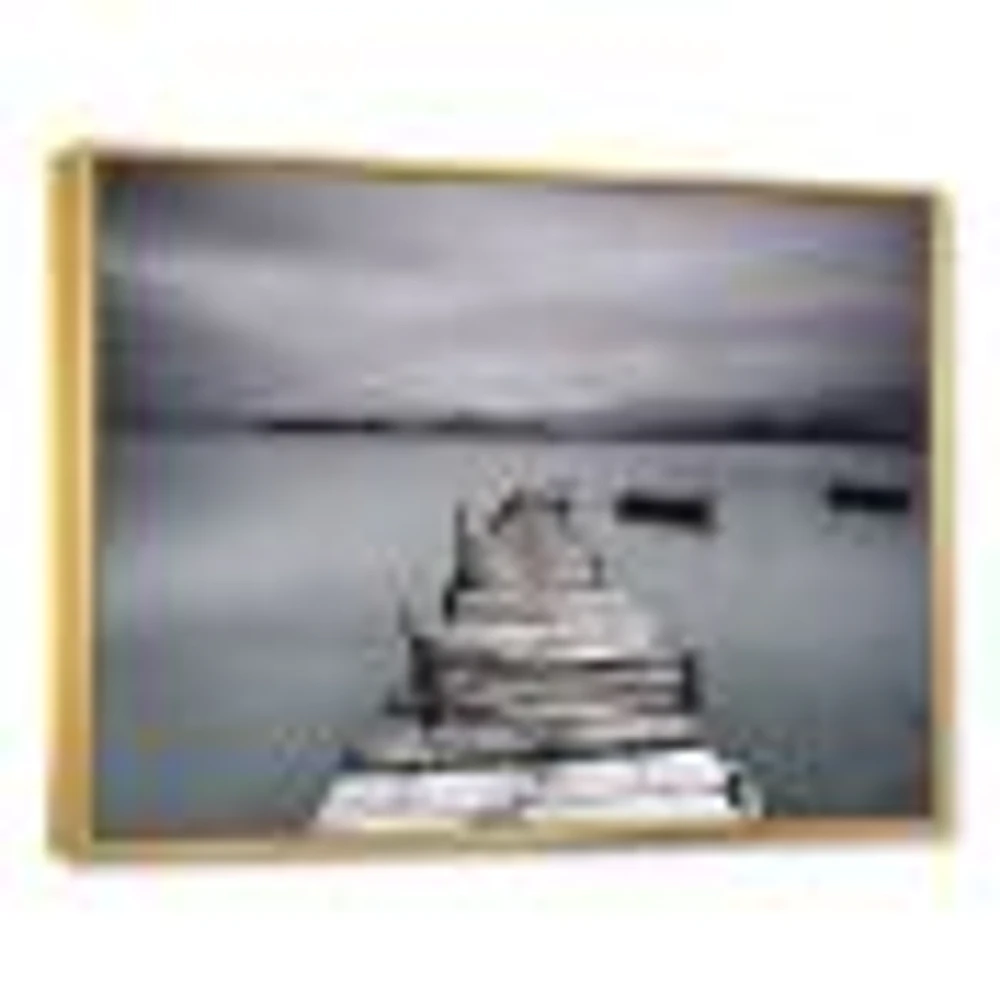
[47,148,96,861]
[929,189,956,841]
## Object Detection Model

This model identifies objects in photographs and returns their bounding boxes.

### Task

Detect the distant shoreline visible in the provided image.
[103,417,926,448]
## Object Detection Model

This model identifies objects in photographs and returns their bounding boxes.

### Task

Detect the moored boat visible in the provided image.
[825,479,911,514]
[614,489,716,530]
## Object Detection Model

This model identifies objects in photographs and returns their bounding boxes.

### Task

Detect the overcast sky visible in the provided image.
[97,164,929,426]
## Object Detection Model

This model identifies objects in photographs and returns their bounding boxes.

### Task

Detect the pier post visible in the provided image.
[679,648,702,712]
[410,634,444,729]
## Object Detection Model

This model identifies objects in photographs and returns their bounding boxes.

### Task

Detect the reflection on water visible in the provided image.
[96,436,930,836]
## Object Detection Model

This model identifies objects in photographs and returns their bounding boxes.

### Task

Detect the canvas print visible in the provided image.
[71,155,939,849]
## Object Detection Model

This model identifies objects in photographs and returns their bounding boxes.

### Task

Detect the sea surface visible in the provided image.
[96,435,931,836]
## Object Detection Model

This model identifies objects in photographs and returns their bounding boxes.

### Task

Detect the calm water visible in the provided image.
[96,436,930,836]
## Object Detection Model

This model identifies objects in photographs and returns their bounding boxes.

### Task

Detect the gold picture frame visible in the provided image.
[48,145,954,862]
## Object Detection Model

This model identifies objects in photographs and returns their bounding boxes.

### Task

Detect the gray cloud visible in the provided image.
[98,164,929,427]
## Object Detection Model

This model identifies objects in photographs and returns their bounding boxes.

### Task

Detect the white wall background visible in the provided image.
[1,2,997,997]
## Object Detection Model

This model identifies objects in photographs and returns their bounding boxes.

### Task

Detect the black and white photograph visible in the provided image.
[88,156,938,844]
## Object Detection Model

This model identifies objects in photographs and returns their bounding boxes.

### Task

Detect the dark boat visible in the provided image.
[825,479,911,514]
[614,490,716,530]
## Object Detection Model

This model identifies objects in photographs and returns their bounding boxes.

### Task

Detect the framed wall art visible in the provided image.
[49,147,952,861]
